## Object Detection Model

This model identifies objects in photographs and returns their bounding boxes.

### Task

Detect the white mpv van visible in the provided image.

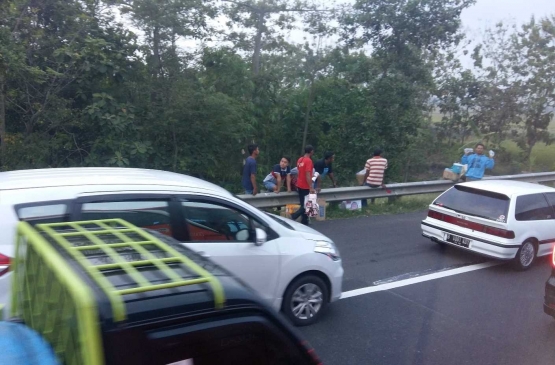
[0,168,343,325]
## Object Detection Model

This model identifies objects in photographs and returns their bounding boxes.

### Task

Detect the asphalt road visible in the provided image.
[300,211,555,365]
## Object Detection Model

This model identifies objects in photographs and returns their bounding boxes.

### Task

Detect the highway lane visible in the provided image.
[312,211,489,291]
[302,211,555,365]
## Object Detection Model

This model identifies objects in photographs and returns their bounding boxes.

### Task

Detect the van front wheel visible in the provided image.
[282,275,328,326]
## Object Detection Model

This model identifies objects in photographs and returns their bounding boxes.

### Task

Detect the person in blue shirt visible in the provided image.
[314,151,337,192]
[461,143,495,181]
[242,143,259,195]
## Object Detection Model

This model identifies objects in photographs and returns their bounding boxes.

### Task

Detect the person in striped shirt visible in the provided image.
[362,149,388,205]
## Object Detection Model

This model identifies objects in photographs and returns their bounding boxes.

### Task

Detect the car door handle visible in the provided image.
[197,251,210,258]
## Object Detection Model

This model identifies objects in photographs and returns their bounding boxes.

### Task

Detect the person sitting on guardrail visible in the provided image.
[314,151,337,192]
[362,149,388,206]
[263,156,292,193]
[461,143,495,182]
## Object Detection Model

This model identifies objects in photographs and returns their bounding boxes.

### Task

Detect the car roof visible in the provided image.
[456,179,555,197]
[0,167,230,195]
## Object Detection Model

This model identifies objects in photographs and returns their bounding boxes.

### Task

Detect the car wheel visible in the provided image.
[282,275,328,326]
[513,240,537,271]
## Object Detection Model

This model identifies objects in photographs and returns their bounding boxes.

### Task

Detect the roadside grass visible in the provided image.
[324,193,437,220]
[499,140,555,172]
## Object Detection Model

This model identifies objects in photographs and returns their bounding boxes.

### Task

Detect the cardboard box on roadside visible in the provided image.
[284,204,300,219]
[356,169,366,185]
[315,198,326,221]
[340,200,362,211]
[442,168,459,181]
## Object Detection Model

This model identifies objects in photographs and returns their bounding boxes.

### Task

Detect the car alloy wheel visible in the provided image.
[291,283,323,320]
[513,240,537,271]
[283,274,329,326]
[520,241,535,267]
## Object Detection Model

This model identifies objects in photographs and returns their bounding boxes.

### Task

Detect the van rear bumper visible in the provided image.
[421,220,519,260]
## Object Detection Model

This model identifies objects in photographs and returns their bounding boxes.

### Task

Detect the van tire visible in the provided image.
[282,275,328,326]
[513,240,537,271]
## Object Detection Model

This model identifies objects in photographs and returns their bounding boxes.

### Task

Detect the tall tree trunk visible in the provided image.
[252,12,264,76]
[301,78,316,155]
[172,119,178,172]
[152,26,162,77]
[0,70,6,170]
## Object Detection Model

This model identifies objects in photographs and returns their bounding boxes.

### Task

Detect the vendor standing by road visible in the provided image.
[314,151,337,192]
[291,145,315,226]
[461,143,495,181]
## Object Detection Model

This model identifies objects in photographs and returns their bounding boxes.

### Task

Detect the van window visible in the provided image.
[433,186,510,222]
[515,194,554,221]
[544,192,555,209]
[81,200,172,236]
[17,204,68,225]
[182,201,253,242]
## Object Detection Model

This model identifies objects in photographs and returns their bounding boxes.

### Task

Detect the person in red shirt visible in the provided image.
[291,145,315,225]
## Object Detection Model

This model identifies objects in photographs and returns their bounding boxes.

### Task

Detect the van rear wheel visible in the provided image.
[513,240,537,271]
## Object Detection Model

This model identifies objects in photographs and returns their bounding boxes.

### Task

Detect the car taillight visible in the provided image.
[483,226,515,239]
[552,247,555,267]
[428,210,444,221]
[0,253,11,277]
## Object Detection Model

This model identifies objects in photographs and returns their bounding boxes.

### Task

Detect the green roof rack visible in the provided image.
[11,221,105,365]
[11,219,226,365]
[35,219,226,322]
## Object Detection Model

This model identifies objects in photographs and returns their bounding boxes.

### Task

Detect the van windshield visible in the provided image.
[433,185,510,222]
[266,213,295,230]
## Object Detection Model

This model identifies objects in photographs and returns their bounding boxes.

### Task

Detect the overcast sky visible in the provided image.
[461,0,555,33]
[175,0,555,54]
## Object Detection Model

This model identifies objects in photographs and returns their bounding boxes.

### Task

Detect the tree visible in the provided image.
[471,23,522,146]
[342,0,475,76]
[0,0,140,170]
[511,16,555,164]
[119,0,216,78]
[222,0,335,75]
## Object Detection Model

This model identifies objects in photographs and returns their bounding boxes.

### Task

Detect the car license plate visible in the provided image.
[445,233,470,248]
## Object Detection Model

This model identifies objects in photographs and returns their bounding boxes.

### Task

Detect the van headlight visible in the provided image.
[314,241,340,261]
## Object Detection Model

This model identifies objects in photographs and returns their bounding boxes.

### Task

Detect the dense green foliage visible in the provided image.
[1,0,554,192]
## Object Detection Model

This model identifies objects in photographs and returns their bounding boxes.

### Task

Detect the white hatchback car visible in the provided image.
[0,167,343,325]
[421,180,555,270]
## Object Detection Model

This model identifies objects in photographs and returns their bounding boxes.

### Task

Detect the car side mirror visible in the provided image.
[255,228,267,246]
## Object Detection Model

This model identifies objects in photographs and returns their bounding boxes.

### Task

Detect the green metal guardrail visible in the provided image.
[239,171,555,208]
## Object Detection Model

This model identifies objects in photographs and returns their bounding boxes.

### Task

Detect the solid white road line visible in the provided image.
[341,261,501,299]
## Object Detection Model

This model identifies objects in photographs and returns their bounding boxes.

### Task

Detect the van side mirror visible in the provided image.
[255,228,267,246]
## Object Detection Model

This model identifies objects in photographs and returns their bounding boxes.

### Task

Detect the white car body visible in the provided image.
[0,168,343,321]
[421,180,555,262]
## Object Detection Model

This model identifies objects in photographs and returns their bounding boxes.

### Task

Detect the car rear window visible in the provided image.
[433,185,510,222]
